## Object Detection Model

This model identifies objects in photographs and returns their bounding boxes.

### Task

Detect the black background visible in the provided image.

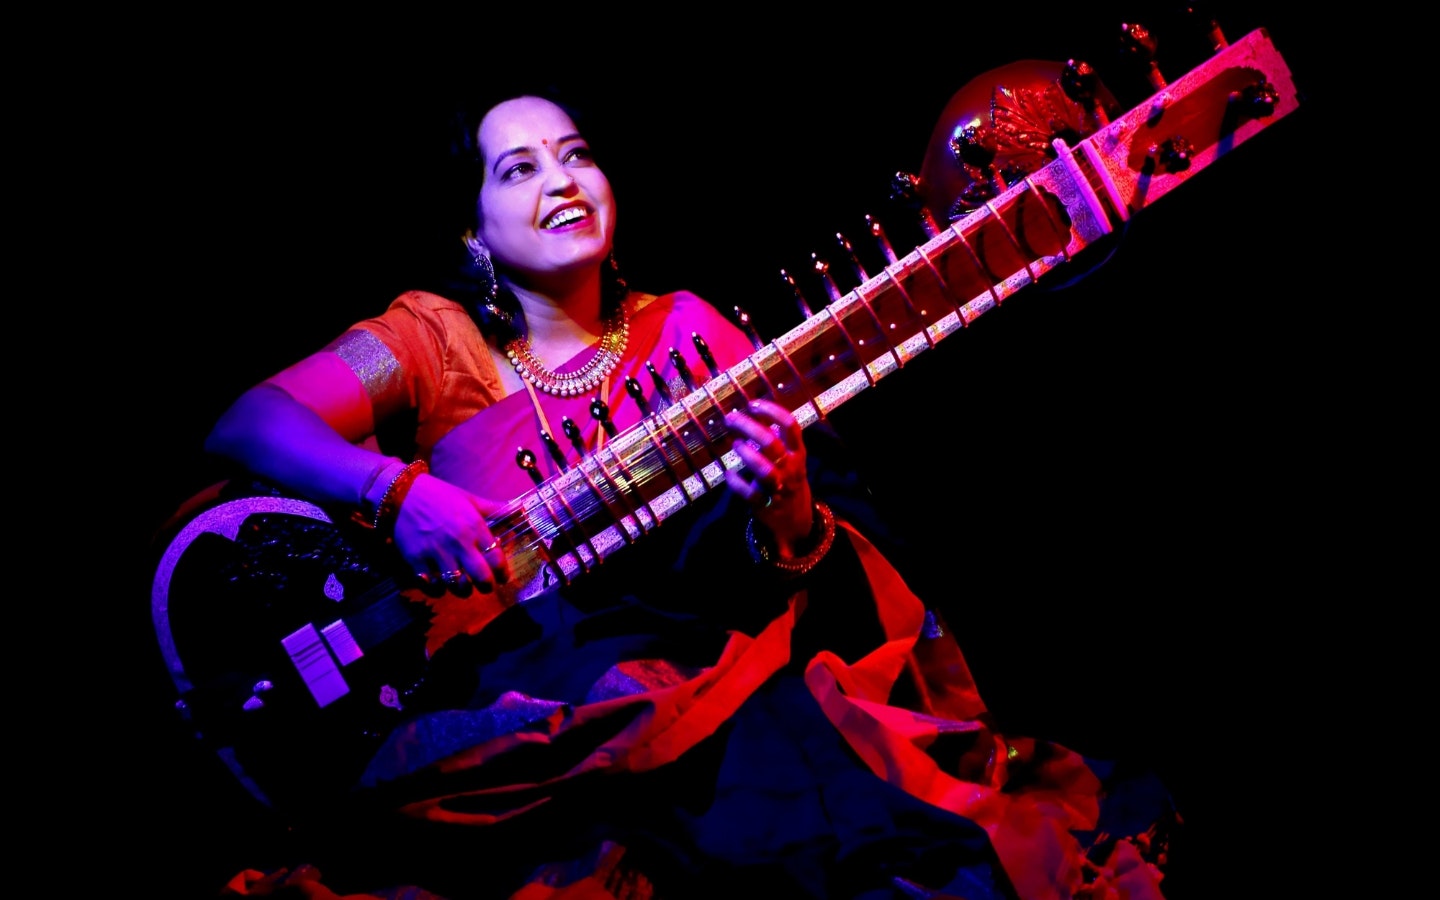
[118,4,1342,897]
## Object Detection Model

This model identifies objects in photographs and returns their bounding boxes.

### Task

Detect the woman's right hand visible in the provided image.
[391,474,510,593]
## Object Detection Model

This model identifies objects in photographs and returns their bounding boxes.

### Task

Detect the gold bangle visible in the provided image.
[746,500,836,576]
[371,459,429,535]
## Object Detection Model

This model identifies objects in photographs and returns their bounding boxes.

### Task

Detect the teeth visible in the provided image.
[545,207,586,229]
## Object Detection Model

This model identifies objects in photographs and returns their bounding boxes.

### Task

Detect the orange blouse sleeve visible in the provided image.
[337,290,506,458]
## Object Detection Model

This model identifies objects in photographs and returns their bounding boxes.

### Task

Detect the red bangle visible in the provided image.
[746,501,835,576]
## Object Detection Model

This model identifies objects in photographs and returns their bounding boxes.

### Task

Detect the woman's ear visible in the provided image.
[461,228,487,260]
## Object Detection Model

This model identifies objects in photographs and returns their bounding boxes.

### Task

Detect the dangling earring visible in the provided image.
[473,248,499,307]
[463,229,507,322]
[603,250,628,307]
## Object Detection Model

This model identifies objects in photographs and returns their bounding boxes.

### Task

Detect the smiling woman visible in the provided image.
[143,75,1192,900]
[132,4,1336,897]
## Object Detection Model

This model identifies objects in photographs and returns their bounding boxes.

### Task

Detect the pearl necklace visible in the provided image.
[504,301,630,397]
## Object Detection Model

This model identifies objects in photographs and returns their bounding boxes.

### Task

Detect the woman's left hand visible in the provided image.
[724,399,813,553]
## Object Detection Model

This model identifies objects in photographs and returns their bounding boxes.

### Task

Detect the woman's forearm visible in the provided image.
[204,382,399,510]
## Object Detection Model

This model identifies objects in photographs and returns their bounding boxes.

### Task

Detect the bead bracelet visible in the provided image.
[368,459,429,535]
[746,500,836,576]
[351,458,403,529]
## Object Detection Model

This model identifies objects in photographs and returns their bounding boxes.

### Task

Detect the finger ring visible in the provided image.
[763,481,784,508]
[482,538,501,552]
[440,569,466,585]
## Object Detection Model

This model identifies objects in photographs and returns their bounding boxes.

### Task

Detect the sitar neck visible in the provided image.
[489,27,1300,608]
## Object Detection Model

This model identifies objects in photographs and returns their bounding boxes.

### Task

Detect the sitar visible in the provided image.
[151,25,1302,815]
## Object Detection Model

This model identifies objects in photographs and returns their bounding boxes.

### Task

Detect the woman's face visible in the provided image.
[475,95,616,288]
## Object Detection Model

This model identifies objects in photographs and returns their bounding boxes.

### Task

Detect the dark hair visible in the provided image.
[450,80,589,169]
[433,80,627,343]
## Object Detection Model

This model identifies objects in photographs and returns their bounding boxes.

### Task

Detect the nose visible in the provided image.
[544,166,578,195]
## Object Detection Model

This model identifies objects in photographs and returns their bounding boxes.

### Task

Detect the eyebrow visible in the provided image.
[491,132,586,175]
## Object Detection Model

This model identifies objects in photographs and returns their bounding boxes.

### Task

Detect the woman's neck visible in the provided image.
[506,266,607,358]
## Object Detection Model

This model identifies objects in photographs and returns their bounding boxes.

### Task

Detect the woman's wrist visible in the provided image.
[351,458,425,534]
[746,500,836,576]
[358,458,405,509]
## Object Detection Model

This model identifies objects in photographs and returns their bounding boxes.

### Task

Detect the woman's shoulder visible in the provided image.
[385,289,471,317]
[353,290,485,370]
[631,289,732,326]
[630,290,752,365]
[362,290,478,341]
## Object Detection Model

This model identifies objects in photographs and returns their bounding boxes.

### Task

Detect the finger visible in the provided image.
[766,415,802,457]
[438,568,468,589]
[724,467,770,505]
[454,533,509,593]
[728,418,795,498]
[468,497,511,587]
[723,408,765,444]
[483,535,510,585]
[749,404,803,460]
[725,451,785,502]
[729,431,770,473]
[761,430,787,462]
[725,411,786,465]
[412,566,454,598]
[741,403,801,459]
[752,418,788,460]
[471,533,510,588]
[746,398,798,434]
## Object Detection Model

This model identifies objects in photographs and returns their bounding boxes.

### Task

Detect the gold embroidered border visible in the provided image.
[328,329,404,411]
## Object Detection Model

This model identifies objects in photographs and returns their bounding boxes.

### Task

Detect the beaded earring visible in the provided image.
[467,241,513,327]
[473,248,499,306]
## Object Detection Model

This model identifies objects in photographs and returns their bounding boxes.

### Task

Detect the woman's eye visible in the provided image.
[564,146,594,165]
[502,161,536,181]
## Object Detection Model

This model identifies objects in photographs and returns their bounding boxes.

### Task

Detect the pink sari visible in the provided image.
[222,288,1176,899]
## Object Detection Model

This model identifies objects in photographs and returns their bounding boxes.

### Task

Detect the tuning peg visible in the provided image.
[811,254,843,302]
[561,416,587,457]
[1229,78,1279,121]
[948,124,1010,199]
[780,268,814,318]
[668,348,697,392]
[515,447,545,485]
[540,430,568,470]
[733,305,766,350]
[624,375,652,416]
[1061,59,1111,127]
[888,171,940,238]
[865,215,898,265]
[590,397,618,439]
[1149,135,1194,174]
[645,361,674,405]
[692,332,720,379]
[836,232,869,282]
[950,123,998,173]
[1119,21,1167,91]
